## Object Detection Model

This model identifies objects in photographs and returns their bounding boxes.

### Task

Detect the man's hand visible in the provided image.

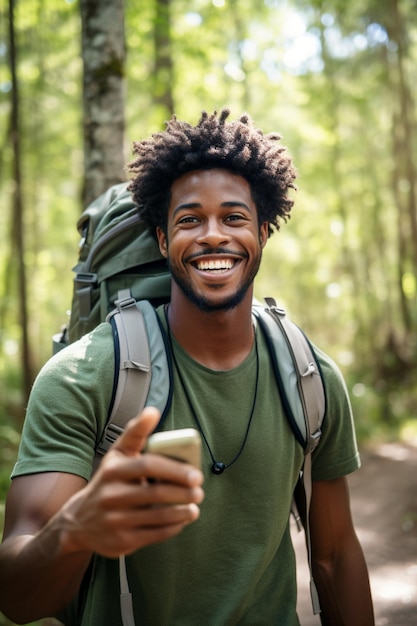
[60,407,205,558]
[0,407,204,623]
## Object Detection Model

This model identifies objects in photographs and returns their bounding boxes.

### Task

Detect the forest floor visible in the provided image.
[293,441,417,626]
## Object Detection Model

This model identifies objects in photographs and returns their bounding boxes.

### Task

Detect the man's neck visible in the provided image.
[166,290,255,371]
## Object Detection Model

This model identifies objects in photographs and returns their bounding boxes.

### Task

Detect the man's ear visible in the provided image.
[156,226,168,258]
[259,221,269,249]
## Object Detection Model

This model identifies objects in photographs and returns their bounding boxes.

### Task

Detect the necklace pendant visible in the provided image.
[211,461,226,475]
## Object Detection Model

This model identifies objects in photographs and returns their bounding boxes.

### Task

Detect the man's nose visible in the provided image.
[196,218,230,247]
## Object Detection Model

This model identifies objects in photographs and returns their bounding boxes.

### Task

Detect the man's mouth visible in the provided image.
[195,258,235,272]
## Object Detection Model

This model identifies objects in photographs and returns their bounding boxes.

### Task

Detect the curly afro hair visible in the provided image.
[127,109,297,237]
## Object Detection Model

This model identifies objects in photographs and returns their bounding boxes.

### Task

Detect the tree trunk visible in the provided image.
[8,0,33,404]
[385,0,417,284]
[152,0,174,119]
[80,0,126,207]
[381,0,417,347]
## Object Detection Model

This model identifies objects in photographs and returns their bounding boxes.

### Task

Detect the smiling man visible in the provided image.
[0,110,374,625]
[160,169,267,314]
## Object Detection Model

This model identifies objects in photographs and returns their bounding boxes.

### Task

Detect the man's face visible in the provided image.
[156,169,268,312]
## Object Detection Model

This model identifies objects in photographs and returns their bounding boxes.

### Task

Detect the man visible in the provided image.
[0,110,374,625]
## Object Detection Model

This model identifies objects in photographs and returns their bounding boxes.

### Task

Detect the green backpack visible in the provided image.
[53,182,325,620]
[64,182,171,345]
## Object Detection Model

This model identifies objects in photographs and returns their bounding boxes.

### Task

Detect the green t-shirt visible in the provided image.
[12,308,360,625]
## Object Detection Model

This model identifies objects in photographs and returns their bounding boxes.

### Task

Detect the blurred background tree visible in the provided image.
[1,2,417,622]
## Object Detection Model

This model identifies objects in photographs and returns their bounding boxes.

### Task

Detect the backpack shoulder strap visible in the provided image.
[93,291,172,626]
[94,291,171,463]
[252,297,325,615]
[253,297,325,448]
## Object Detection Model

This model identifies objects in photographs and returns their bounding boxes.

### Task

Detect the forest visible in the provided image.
[0,0,417,622]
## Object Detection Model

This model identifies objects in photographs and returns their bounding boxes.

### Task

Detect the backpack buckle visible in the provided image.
[301,362,317,377]
[305,428,322,455]
[116,296,137,309]
[74,271,98,288]
[263,297,286,318]
[115,289,137,310]
[97,423,124,455]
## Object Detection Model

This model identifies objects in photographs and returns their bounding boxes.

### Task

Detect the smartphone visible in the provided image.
[146,428,202,469]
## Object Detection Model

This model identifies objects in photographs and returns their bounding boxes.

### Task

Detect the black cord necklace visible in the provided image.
[166,316,260,475]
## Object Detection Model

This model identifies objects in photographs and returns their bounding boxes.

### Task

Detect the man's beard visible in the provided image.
[166,252,262,313]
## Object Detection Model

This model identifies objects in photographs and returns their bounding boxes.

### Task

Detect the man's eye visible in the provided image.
[178,216,198,224]
[226,214,246,222]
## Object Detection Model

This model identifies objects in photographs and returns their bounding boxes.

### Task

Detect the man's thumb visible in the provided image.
[111,406,161,456]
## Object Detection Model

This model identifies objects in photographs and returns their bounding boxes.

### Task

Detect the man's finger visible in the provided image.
[111,406,161,456]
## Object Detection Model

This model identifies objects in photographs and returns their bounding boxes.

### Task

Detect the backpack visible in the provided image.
[58,182,171,347]
[53,183,325,621]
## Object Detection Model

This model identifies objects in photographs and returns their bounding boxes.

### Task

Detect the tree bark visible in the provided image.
[153,0,174,118]
[385,0,417,278]
[80,0,126,207]
[8,0,33,404]
[380,0,417,348]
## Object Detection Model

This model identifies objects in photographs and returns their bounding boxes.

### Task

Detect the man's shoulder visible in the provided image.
[54,322,114,362]
[33,322,115,393]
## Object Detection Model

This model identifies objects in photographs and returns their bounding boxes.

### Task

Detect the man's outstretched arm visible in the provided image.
[0,408,204,624]
[309,476,374,626]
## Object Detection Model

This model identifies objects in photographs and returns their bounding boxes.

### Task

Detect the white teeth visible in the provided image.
[197,259,234,271]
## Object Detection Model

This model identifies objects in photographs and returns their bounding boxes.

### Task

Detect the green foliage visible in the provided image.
[1,0,417,522]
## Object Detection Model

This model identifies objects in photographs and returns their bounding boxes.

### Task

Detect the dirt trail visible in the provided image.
[293,442,417,626]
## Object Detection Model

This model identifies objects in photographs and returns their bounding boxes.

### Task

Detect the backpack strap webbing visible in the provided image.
[93,292,171,626]
[94,290,152,461]
[263,297,325,449]
[119,555,135,626]
[260,297,325,615]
